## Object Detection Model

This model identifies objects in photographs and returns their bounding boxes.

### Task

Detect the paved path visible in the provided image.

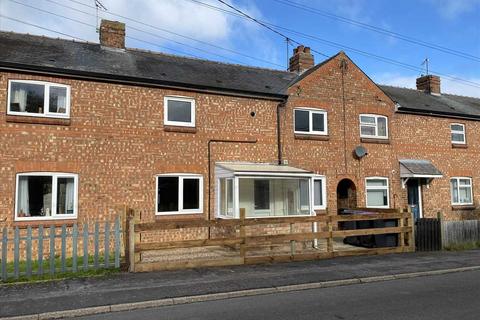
[76,269,480,320]
[1,250,479,318]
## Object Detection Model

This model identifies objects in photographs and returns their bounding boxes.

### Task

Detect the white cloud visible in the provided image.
[425,0,480,20]
[374,72,480,98]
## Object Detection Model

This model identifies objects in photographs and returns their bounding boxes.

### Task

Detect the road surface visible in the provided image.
[77,269,480,320]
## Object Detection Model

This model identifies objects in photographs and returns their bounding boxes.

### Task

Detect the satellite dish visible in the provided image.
[354,146,367,159]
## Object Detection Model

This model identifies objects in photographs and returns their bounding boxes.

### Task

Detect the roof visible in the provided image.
[399,159,443,178]
[380,85,480,119]
[1,31,480,119]
[0,31,296,98]
[216,162,313,175]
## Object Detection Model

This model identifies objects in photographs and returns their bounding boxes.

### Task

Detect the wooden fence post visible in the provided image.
[437,212,444,250]
[128,212,136,272]
[399,208,406,251]
[239,208,246,262]
[407,206,415,252]
[38,225,44,276]
[290,222,295,257]
[326,210,334,255]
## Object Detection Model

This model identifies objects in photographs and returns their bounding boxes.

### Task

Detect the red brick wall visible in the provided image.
[1,52,479,237]
[0,72,280,231]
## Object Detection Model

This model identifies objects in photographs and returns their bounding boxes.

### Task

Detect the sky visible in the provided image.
[0,0,479,97]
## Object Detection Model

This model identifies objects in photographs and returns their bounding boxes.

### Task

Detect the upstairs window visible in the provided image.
[360,114,388,139]
[294,108,327,135]
[15,173,78,221]
[8,80,70,118]
[365,177,389,208]
[156,174,203,215]
[451,177,473,205]
[164,96,195,127]
[451,123,466,144]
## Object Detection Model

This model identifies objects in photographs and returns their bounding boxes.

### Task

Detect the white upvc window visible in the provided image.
[156,174,203,215]
[15,172,78,221]
[359,114,388,139]
[8,80,71,119]
[451,177,473,205]
[312,176,327,210]
[164,96,196,127]
[365,177,389,208]
[294,108,328,135]
[451,123,466,144]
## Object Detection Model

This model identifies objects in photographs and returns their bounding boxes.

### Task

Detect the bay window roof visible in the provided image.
[216,162,313,177]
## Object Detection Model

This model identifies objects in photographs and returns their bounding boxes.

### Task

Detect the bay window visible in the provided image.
[15,173,78,221]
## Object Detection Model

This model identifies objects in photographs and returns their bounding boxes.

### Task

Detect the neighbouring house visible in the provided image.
[1,19,480,240]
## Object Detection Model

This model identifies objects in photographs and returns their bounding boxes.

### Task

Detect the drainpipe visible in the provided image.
[340,58,348,172]
[277,102,286,165]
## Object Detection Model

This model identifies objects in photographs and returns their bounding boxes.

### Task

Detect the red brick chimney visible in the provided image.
[99,20,125,49]
[289,45,314,74]
[416,75,441,95]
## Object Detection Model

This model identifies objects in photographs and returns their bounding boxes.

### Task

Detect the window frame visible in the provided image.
[365,177,390,208]
[312,175,327,210]
[450,177,473,205]
[359,114,388,139]
[293,108,328,136]
[155,173,203,215]
[14,172,78,221]
[450,123,466,145]
[163,96,196,127]
[7,80,71,119]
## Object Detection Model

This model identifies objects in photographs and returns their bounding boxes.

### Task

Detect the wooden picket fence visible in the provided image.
[127,208,414,272]
[443,220,480,248]
[0,216,122,281]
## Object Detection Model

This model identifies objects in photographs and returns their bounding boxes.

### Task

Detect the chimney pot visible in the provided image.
[416,75,441,94]
[100,19,125,49]
[289,45,314,74]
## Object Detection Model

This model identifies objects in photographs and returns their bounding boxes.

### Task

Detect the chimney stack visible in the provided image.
[416,75,441,95]
[289,45,314,74]
[99,20,125,49]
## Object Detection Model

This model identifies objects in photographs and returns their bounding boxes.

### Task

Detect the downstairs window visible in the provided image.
[15,173,78,220]
[156,174,203,215]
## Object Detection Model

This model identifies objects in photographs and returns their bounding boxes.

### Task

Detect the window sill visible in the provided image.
[294,134,329,141]
[451,205,476,211]
[164,125,197,134]
[6,115,71,126]
[452,143,467,149]
[13,219,77,228]
[155,213,204,220]
[360,137,390,144]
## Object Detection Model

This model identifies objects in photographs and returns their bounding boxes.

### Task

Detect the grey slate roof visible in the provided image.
[380,85,480,119]
[0,31,296,98]
[1,31,479,119]
[399,159,443,178]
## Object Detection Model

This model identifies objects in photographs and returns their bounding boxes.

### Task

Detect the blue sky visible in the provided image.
[1,0,479,96]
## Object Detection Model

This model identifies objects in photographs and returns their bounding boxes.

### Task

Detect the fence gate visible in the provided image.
[415,218,442,251]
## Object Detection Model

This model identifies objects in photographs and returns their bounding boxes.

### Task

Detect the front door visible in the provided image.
[407,179,422,219]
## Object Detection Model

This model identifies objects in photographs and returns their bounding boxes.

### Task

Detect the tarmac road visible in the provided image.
[76,269,480,320]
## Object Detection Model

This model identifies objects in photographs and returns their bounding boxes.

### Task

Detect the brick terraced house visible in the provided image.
[1,20,480,236]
